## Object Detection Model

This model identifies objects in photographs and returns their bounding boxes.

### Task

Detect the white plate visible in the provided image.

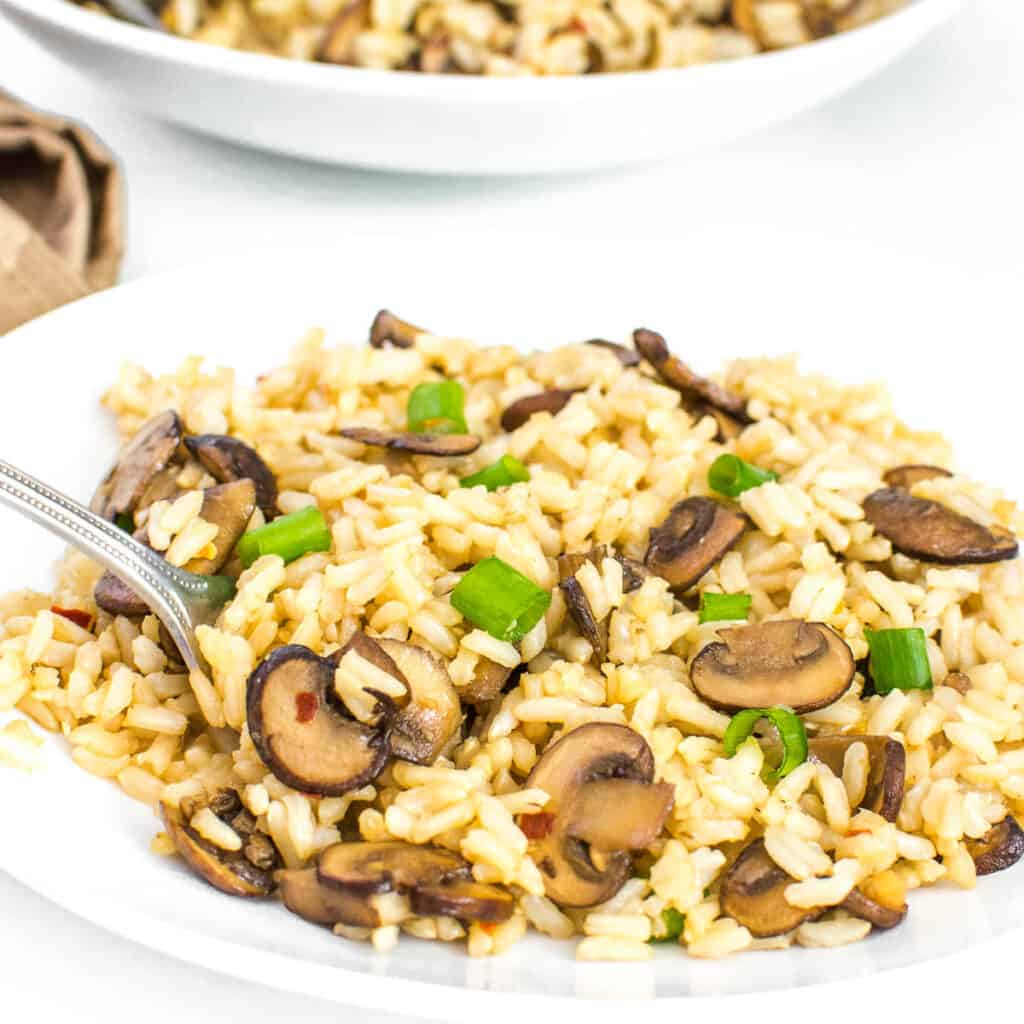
[1,0,962,175]
[1,236,1023,1020]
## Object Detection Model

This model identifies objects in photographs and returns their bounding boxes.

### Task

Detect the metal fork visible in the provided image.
[97,0,168,31]
[0,458,234,673]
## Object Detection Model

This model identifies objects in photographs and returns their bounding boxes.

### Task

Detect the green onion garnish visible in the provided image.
[407,380,468,435]
[114,513,134,533]
[650,907,685,944]
[459,455,531,492]
[724,706,808,783]
[236,505,331,568]
[865,627,932,694]
[450,556,551,644]
[708,454,777,498]
[699,591,752,624]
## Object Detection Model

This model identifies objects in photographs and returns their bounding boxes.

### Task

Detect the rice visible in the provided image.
[76,0,907,76]
[4,319,1024,963]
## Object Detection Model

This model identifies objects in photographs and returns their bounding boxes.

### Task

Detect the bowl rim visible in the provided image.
[1,0,953,101]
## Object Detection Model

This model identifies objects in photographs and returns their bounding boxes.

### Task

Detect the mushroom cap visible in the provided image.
[459,657,514,705]
[377,638,461,765]
[566,779,674,851]
[863,488,1018,565]
[645,497,746,592]
[690,620,855,714]
[720,838,819,938]
[161,803,276,898]
[410,880,516,923]
[882,464,952,491]
[966,816,1024,876]
[499,389,583,432]
[94,570,149,617]
[339,427,481,456]
[246,645,393,796]
[184,479,257,576]
[317,841,471,897]
[184,434,278,519]
[805,735,905,822]
[840,885,906,930]
[92,410,183,519]
[368,309,424,349]
[525,723,661,908]
[279,868,381,929]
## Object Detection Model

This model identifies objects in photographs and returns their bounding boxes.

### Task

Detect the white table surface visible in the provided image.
[2,2,1023,1021]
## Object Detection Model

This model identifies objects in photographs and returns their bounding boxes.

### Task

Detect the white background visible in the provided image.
[1,2,1023,1021]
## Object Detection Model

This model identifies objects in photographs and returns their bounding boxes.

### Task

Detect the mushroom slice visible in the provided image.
[584,339,640,367]
[246,645,393,796]
[526,723,658,908]
[566,779,674,851]
[317,0,370,63]
[329,630,411,714]
[377,638,461,765]
[558,551,608,663]
[882,464,952,491]
[840,884,906,930]
[94,570,149,617]
[411,881,515,924]
[279,868,380,929]
[161,804,275,898]
[805,735,905,822]
[721,838,818,938]
[368,309,426,349]
[317,841,470,897]
[184,434,279,519]
[460,657,514,705]
[339,427,481,457]
[632,329,751,424]
[91,410,183,519]
[690,620,855,714]
[645,496,746,592]
[499,389,582,432]
[966,816,1024,876]
[184,480,257,575]
[136,464,183,512]
[863,488,1018,565]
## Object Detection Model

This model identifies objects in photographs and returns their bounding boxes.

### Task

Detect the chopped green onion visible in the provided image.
[406,380,468,435]
[460,455,531,492]
[724,706,808,783]
[236,505,331,568]
[708,454,777,499]
[114,513,134,533]
[865,628,932,694]
[650,908,685,944]
[699,591,752,624]
[450,557,551,644]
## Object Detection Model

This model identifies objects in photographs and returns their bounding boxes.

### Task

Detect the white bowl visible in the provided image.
[2,0,962,175]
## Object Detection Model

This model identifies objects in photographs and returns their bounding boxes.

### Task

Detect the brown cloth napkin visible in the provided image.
[0,91,124,335]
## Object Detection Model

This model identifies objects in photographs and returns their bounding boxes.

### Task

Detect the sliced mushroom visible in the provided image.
[411,880,515,923]
[566,779,674,851]
[136,464,183,511]
[279,868,380,929]
[841,884,906,930]
[317,841,470,897]
[558,551,607,663]
[690,620,855,714]
[645,496,746,592]
[184,480,257,575]
[160,803,276,898]
[882,464,952,491]
[339,427,481,457]
[584,339,640,367]
[246,645,393,796]
[863,488,1018,565]
[329,631,409,701]
[633,329,751,424]
[499,389,582,432]
[94,570,149,617]
[460,657,514,705]
[805,735,905,822]
[693,402,745,443]
[184,434,278,519]
[966,816,1024,876]
[720,838,818,937]
[91,410,183,519]
[368,309,427,349]
[377,638,461,765]
[317,0,369,63]
[525,723,664,908]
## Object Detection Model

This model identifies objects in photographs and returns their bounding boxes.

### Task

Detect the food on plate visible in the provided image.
[3,311,1024,963]
[73,0,907,76]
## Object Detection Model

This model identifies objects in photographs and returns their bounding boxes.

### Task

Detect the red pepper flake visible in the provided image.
[518,811,555,840]
[51,606,92,630]
[295,691,319,723]
[479,921,499,935]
